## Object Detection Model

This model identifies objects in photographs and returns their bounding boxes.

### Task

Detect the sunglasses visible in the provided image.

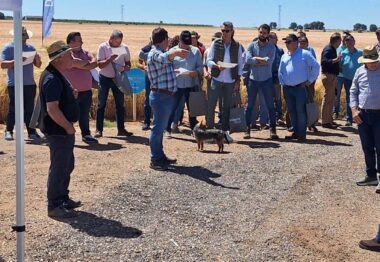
[221,29,231,33]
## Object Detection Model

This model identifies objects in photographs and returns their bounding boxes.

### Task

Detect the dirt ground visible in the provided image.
[1,120,380,261]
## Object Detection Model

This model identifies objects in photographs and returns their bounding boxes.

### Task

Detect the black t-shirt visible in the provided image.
[40,64,78,135]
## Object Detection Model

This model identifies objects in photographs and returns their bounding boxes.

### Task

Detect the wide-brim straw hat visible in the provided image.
[9,26,33,39]
[47,40,73,61]
[358,45,380,64]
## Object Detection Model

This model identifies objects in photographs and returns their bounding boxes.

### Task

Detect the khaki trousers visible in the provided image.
[321,73,337,124]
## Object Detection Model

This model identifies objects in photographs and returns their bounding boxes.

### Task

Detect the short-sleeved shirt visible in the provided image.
[97,41,130,78]
[63,49,93,92]
[1,42,36,86]
[40,64,78,135]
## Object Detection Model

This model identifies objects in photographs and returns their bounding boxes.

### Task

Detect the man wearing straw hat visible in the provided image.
[39,40,81,218]
[350,45,380,190]
[355,46,380,251]
[1,26,42,141]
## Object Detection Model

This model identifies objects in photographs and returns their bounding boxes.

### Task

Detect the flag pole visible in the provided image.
[12,8,26,262]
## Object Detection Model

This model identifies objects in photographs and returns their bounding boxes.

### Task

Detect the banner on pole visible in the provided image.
[42,0,54,40]
[0,0,22,11]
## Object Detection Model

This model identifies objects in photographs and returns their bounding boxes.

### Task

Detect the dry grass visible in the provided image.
[0,20,377,123]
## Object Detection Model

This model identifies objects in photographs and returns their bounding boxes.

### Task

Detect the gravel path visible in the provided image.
[1,121,379,261]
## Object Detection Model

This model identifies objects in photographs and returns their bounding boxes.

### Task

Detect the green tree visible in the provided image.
[369,24,377,32]
[289,22,297,30]
[269,22,277,29]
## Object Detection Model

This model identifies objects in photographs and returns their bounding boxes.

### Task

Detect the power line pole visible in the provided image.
[121,4,124,22]
[278,5,281,29]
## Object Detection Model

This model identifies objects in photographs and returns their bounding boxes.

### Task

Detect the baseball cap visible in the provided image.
[180,30,192,45]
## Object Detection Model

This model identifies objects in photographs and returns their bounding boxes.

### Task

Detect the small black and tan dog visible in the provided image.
[193,121,228,153]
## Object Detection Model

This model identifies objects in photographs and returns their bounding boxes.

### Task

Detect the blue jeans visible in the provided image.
[245,78,276,127]
[46,134,75,209]
[251,91,268,126]
[343,78,353,123]
[144,75,152,125]
[168,86,197,130]
[283,85,307,137]
[149,92,175,162]
[6,85,37,134]
[333,76,345,115]
[358,111,380,178]
[273,81,283,120]
[96,75,125,132]
[77,90,92,137]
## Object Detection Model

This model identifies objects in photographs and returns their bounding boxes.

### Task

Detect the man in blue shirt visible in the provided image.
[244,24,277,139]
[339,35,362,126]
[354,46,380,252]
[147,27,189,171]
[1,26,42,141]
[350,45,380,189]
[167,30,203,133]
[268,32,285,125]
[279,34,320,141]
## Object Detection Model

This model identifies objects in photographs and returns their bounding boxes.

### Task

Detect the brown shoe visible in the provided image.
[359,239,380,252]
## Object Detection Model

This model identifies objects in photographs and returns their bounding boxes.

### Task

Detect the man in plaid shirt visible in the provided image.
[147,27,188,171]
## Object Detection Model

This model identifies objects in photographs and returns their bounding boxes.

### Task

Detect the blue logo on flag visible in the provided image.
[127,68,146,94]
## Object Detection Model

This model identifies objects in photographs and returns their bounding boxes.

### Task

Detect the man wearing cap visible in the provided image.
[350,45,380,189]
[167,30,203,133]
[147,27,189,171]
[39,40,81,218]
[244,24,277,139]
[137,39,153,131]
[63,32,99,144]
[320,32,342,129]
[191,31,206,58]
[206,21,244,132]
[278,34,320,141]
[95,29,132,138]
[339,35,362,126]
[1,26,42,141]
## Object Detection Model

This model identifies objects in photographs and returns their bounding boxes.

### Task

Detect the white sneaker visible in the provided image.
[164,131,172,139]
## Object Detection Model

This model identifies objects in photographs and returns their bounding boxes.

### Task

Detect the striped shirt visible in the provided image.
[147,45,177,92]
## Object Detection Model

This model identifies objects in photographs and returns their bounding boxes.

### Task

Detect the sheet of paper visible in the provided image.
[22,51,36,66]
[90,69,99,82]
[217,61,238,68]
[111,47,127,56]
[176,67,191,76]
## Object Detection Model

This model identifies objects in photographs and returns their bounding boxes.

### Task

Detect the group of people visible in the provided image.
[1,24,380,251]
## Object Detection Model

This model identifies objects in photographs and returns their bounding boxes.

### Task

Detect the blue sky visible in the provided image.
[3,0,380,30]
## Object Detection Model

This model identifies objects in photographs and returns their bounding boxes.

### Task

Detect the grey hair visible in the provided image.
[110,29,123,39]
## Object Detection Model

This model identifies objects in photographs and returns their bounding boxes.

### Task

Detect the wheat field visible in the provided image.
[0,20,377,122]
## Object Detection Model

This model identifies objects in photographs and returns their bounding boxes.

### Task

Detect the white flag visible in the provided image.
[0,0,22,11]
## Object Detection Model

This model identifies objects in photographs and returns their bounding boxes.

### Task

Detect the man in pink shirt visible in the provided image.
[95,30,132,138]
[64,32,98,143]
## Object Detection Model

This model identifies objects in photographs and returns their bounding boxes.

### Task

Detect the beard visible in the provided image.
[259,36,267,42]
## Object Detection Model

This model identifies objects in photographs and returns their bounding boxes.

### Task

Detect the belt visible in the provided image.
[150,88,175,96]
[284,82,306,88]
[360,108,380,113]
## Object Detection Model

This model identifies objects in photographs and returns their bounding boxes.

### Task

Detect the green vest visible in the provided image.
[211,38,240,80]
